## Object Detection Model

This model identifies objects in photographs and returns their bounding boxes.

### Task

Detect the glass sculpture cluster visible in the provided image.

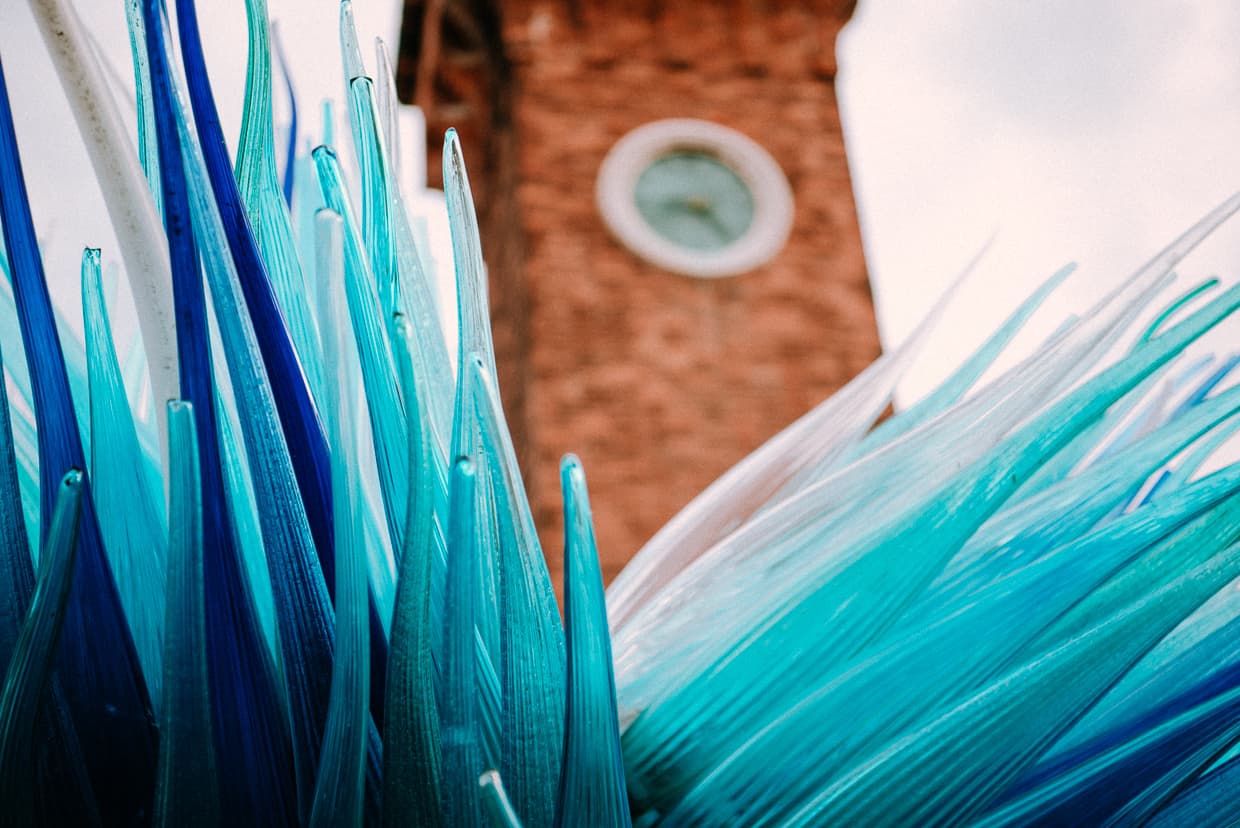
[0,0,1238,825]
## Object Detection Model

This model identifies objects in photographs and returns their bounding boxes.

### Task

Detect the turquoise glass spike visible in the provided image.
[155,402,219,828]
[0,470,85,823]
[384,316,445,828]
[442,457,484,828]
[82,247,167,704]
[556,457,631,828]
[9,4,1240,824]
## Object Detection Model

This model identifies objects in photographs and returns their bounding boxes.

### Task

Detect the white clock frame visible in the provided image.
[596,118,795,279]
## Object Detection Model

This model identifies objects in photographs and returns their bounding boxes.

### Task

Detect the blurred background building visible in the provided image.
[394,0,880,581]
[4,0,1236,585]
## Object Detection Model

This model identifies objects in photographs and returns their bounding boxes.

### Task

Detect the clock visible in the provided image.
[597,119,794,278]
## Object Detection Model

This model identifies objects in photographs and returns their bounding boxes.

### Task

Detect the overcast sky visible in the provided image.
[0,0,1237,414]
[839,0,1240,402]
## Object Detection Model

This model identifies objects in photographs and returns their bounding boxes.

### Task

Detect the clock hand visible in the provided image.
[699,204,734,244]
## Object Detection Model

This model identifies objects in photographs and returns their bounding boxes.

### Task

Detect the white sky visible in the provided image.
[0,0,1237,412]
[839,0,1240,403]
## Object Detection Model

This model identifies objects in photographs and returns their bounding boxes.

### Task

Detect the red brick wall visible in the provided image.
[497,0,880,583]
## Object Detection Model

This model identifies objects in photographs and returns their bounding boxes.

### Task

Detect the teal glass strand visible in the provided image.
[855,261,1075,457]
[0,345,95,827]
[155,402,219,828]
[212,381,279,653]
[920,382,1240,616]
[442,457,485,828]
[786,541,1240,826]
[82,247,167,704]
[309,232,372,828]
[0,47,158,821]
[444,130,499,384]
[315,208,398,745]
[1140,277,1221,343]
[348,76,399,321]
[173,63,337,816]
[444,130,503,665]
[660,462,1240,826]
[0,338,33,663]
[344,66,454,459]
[0,470,87,823]
[1147,756,1240,827]
[345,4,453,456]
[620,283,1240,813]
[555,457,631,828]
[468,357,566,828]
[140,2,296,819]
[481,770,526,828]
[313,146,410,559]
[384,315,446,828]
[374,39,402,185]
[122,0,163,221]
[236,0,325,411]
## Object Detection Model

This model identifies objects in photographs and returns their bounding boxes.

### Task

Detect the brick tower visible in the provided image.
[398,0,879,583]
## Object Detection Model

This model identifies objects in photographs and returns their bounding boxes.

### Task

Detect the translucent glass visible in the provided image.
[155,402,218,828]
[556,458,631,828]
[0,42,157,825]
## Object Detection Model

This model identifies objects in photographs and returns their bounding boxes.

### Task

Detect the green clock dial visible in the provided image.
[633,151,756,251]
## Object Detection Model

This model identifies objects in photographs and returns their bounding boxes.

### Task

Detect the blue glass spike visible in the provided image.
[178,60,336,817]
[984,650,1240,825]
[1051,588,1240,766]
[174,0,335,583]
[1147,755,1240,827]
[556,457,631,828]
[156,402,219,828]
[270,21,299,206]
[442,457,485,828]
[620,282,1240,813]
[384,314,445,828]
[0,470,85,823]
[0,342,33,667]
[788,542,1240,826]
[1168,353,1240,419]
[661,464,1240,827]
[1160,404,1240,496]
[213,385,278,651]
[921,382,1240,614]
[82,246,167,705]
[141,2,297,821]
[0,49,158,825]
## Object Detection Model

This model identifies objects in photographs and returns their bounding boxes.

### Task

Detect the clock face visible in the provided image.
[633,151,756,252]
[597,119,794,278]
